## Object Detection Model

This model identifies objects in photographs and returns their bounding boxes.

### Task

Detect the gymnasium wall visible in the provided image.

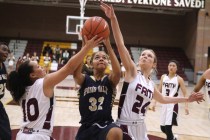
[0,3,195,49]
[183,11,198,67]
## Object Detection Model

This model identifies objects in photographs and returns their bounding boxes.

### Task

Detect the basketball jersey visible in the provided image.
[205,79,210,104]
[0,63,7,99]
[160,74,180,126]
[78,75,116,126]
[19,78,55,135]
[118,72,154,121]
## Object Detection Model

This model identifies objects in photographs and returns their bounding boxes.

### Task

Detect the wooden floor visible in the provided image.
[3,76,210,140]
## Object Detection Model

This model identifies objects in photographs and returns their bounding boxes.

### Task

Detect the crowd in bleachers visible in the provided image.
[0,38,193,81]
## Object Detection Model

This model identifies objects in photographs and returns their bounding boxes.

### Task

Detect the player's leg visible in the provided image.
[165,125,174,140]
[0,102,11,140]
[106,127,123,140]
[118,124,133,140]
[160,125,166,134]
[100,123,123,140]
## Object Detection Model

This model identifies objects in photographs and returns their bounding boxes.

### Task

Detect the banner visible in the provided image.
[90,0,205,9]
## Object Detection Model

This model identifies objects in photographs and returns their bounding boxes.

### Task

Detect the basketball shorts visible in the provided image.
[76,122,119,140]
[116,119,149,140]
[160,104,178,126]
[16,128,54,140]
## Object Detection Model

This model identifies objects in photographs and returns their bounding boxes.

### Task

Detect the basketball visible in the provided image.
[81,16,110,40]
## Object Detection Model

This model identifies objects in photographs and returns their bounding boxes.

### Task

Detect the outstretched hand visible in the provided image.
[83,35,103,49]
[100,2,115,19]
[187,92,204,103]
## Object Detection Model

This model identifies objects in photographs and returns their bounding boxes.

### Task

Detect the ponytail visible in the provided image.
[6,60,33,102]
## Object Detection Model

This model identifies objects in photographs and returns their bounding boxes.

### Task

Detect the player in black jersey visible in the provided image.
[74,36,122,140]
[0,42,11,140]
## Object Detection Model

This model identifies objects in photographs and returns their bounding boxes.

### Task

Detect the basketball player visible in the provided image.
[100,2,204,140]
[73,36,123,140]
[194,68,210,107]
[152,60,189,140]
[0,42,11,140]
[6,36,103,140]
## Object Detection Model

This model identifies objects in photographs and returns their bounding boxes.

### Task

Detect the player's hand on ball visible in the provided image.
[83,35,103,49]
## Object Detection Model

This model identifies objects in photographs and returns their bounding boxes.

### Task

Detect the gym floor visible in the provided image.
[3,76,210,140]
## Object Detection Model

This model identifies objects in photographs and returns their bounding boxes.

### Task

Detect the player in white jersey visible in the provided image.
[152,60,189,140]
[6,37,103,140]
[194,69,210,103]
[101,2,204,140]
[205,79,210,104]
[194,69,210,118]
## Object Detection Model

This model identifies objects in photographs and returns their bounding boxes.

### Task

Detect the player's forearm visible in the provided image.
[106,44,120,75]
[161,96,188,104]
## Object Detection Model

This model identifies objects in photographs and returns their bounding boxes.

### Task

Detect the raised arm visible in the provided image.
[203,69,210,80]
[194,73,206,92]
[103,38,121,86]
[73,62,84,86]
[44,36,103,97]
[100,2,137,82]
[153,86,204,104]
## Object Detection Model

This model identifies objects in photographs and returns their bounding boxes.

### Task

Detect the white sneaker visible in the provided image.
[174,134,178,140]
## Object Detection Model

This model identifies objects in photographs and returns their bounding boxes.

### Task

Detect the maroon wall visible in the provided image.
[0,3,196,48]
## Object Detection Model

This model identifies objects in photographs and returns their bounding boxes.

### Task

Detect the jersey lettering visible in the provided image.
[22,98,39,122]
[0,83,6,95]
[163,82,176,88]
[206,81,210,88]
[166,89,170,96]
[135,83,153,99]
[84,86,108,96]
[0,74,7,80]
[89,96,105,111]
[132,95,150,115]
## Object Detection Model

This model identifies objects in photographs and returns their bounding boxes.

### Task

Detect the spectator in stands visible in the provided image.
[6,37,102,140]
[23,52,31,61]
[8,52,16,73]
[61,50,69,65]
[31,51,39,64]
[101,2,204,140]
[57,49,63,64]
[151,60,189,140]
[0,42,11,140]
[43,43,53,56]
[54,45,61,63]
[43,52,51,73]
[51,54,57,63]
[71,50,76,58]
[82,55,93,75]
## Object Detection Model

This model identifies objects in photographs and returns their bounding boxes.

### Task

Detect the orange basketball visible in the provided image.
[82,16,110,40]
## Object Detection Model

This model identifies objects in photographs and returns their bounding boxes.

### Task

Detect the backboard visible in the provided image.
[66,16,90,40]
